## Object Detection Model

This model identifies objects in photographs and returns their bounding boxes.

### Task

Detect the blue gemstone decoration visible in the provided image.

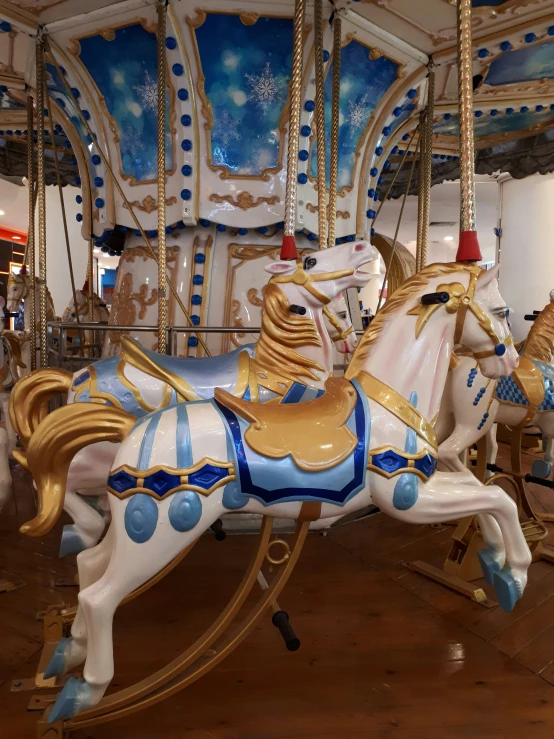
[475,110,483,118]
[93,176,104,188]
[181,114,191,126]
[189,463,230,490]
[216,223,226,232]
[188,336,198,347]
[168,491,202,532]
[375,146,383,156]
[147,229,157,238]
[308,232,317,241]
[0,21,11,33]
[371,228,375,236]
[82,110,90,120]
[298,173,308,184]
[74,176,81,186]
[368,188,375,198]
[323,50,330,62]
[500,41,511,52]
[165,36,177,50]
[181,189,191,200]
[190,314,200,325]
[238,227,247,235]
[382,126,391,136]
[366,209,376,219]
[520,106,529,113]
[506,107,514,114]
[301,125,311,137]
[195,253,205,263]
[181,139,192,151]
[402,133,410,141]
[182,164,192,176]
[495,343,506,356]
[478,48,489,58]
[200,219,210,227]
[172,63,184,75]
[549,26,554,37]
[124,494,158,544]
[443,113,452,120]
[524,33,536,44]
[178,88,189,100]
[76,195,82,204]
[276,221,284,229]
[298,149,309,161]
[91,154,101,165]
[370,167,378,177]
[490,109,498,116]
[393,107,402,117]
[536,105,544,112]
[76,213,82,222]
[304,100,315,112]
[143,469,180,496]
[191,294,202,305]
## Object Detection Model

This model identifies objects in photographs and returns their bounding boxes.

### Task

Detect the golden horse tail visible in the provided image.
[20,402,135,538]
[9,367,73,453]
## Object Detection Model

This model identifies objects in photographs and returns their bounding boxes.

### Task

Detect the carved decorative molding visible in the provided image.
[209,192,280,210]
[123,195,177,213]
[305,202,350,219]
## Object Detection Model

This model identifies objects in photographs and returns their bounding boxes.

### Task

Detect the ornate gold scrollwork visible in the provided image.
[209,192,280,210]
[305,202,350,219]
[122,195,178,213]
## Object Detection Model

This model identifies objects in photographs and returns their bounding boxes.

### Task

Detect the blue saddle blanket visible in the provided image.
[216,379,370,507]
[495,360,554,411]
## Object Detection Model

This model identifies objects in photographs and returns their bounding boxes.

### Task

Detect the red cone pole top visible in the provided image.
[82,280,89,292]
[280,234,298,261]
[19,264,27,274]
[456,230,482,262]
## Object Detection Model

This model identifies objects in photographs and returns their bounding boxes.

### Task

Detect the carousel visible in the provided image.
[1,0,554,736]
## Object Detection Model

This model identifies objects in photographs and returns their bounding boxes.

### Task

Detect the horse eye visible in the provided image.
[338,312,347,319]
[304,257,317,270]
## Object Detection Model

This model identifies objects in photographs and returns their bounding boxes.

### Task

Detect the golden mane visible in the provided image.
[254,280,325,383]
[522,302,554,364]
[346,262,476,379]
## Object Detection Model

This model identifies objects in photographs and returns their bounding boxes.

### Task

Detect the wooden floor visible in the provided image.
[3,447,554,737]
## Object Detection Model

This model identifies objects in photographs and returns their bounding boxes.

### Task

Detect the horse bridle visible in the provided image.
[271,264,355,306]
[322,305,354,342]
[422,267,513,359]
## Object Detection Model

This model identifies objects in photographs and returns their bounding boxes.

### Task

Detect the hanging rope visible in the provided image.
[157,0,168,354]
[25,92,36,370]
[328,13,341,249]
[281,0,306,260]
[35,34,47,369]
[314,0,327,249]
[44,38,211,356]
[456,0,481,261]
[376,128,421,313]
[372,125,419,231]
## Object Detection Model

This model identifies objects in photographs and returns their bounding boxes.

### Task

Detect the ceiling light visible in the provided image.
[0,210,5,216]
[444,235,454,241]
[12,235,21,240]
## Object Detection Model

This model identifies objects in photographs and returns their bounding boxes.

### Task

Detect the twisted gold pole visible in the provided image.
[457,0,476,233]
[157,0,167,354]
[328,15,341,249]
[420,67,435,270]
[415,111,426,272]
[26,92,36,370]
[36,35,47,369]
[284,0,306,238]
[44,39,211,356]
[314,0,326,249]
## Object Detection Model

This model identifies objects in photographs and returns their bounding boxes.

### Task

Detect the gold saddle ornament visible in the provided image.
[214,377,358,471]
[508,355,545,426]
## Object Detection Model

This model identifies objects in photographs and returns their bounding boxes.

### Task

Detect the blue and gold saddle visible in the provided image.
[495,359,554,412]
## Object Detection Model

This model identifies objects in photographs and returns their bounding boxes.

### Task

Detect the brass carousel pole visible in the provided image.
[415,111,426,272]
[281,0,306,260]
[314,0,326,249]
[418,65,435,271]
[157,0,167,354]
[35,34,47,369]
[328,13,341,249]
[455,0,481,262]
[26,91,36,370]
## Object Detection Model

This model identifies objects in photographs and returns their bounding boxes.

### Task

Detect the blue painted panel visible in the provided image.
[473,0,509,6]
[434,109,554,139]
[194,14,293,175]
[310,41,399,189]
[46,63,91,162]
[486,40,554,86]
[0,93,24,110]
[78,23,173,181]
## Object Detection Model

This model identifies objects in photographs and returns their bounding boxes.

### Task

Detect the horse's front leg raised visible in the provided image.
[47,489,227,721]
[370,472,531,612]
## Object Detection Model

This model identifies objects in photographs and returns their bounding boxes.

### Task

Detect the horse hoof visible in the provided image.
[43,637,73,680]
[478,548,501,585]
[493,569,520,613]
[532,459,552,479]
[59,525,86,558]
[48,676,93,723]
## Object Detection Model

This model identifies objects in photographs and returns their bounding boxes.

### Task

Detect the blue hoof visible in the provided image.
[59,525,86,557]
[48,676,92,723]
[43,637,72,680]
[493,569,520,613]
[478,548,501,585]
[532,459,552,479]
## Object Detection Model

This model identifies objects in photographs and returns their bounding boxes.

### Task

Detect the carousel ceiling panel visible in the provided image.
[434,106,554,146]
[484,37,554,86]
[191,12,293,178]
[46,62,91,157]
[309,40,400,190]
[75,23,173,183]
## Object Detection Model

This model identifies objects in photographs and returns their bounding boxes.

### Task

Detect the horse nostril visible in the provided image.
[354,242,367,252]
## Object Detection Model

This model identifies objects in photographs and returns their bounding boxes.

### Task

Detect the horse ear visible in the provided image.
[477,263,500,289]
[264,261,297,277]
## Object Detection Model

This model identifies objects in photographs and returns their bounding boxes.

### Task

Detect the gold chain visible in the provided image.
[157,0,167,353]
[25,92,36,370]
[314,0,326,249]
[328,15,341,248]
[36,35,47,369]
[420,66,435,270]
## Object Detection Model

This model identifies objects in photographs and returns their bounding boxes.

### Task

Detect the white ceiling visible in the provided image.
[375,173,499,267]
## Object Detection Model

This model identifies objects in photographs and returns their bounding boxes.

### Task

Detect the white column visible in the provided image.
[498,173,554,342]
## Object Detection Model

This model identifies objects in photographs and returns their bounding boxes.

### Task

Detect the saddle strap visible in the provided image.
[297,501,322,521]
[512,356,545,427]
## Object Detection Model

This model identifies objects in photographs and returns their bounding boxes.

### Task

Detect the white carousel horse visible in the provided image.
[5,269,56,376]
[62,287,110,325]
[436,298,554,476]
[21,261,530,720]
[325,291,359,358]
[11,241,375,554]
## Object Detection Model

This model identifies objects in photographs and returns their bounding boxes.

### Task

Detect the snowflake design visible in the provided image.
[347,95,369,130]
[123,125,143,159]
[134,70,158,112]
[245,62,286,115]
[213,109,240,148]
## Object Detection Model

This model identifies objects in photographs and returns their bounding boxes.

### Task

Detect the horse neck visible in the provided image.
[254,282,333,390]
[356,277,467,422]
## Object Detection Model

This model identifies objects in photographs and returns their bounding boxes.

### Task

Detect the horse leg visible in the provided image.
[371,472,531,611]
[532,414,554,479]
[48,491,226,721]
[1,395,17,456]
[43,527,115,680]
[0,427,12,512]
[485,423,499,479]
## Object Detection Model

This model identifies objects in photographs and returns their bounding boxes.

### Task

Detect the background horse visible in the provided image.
[22,262,530,721]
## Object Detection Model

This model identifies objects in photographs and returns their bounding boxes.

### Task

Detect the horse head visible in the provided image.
[6,273,28,313]
[324,293,358,355]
